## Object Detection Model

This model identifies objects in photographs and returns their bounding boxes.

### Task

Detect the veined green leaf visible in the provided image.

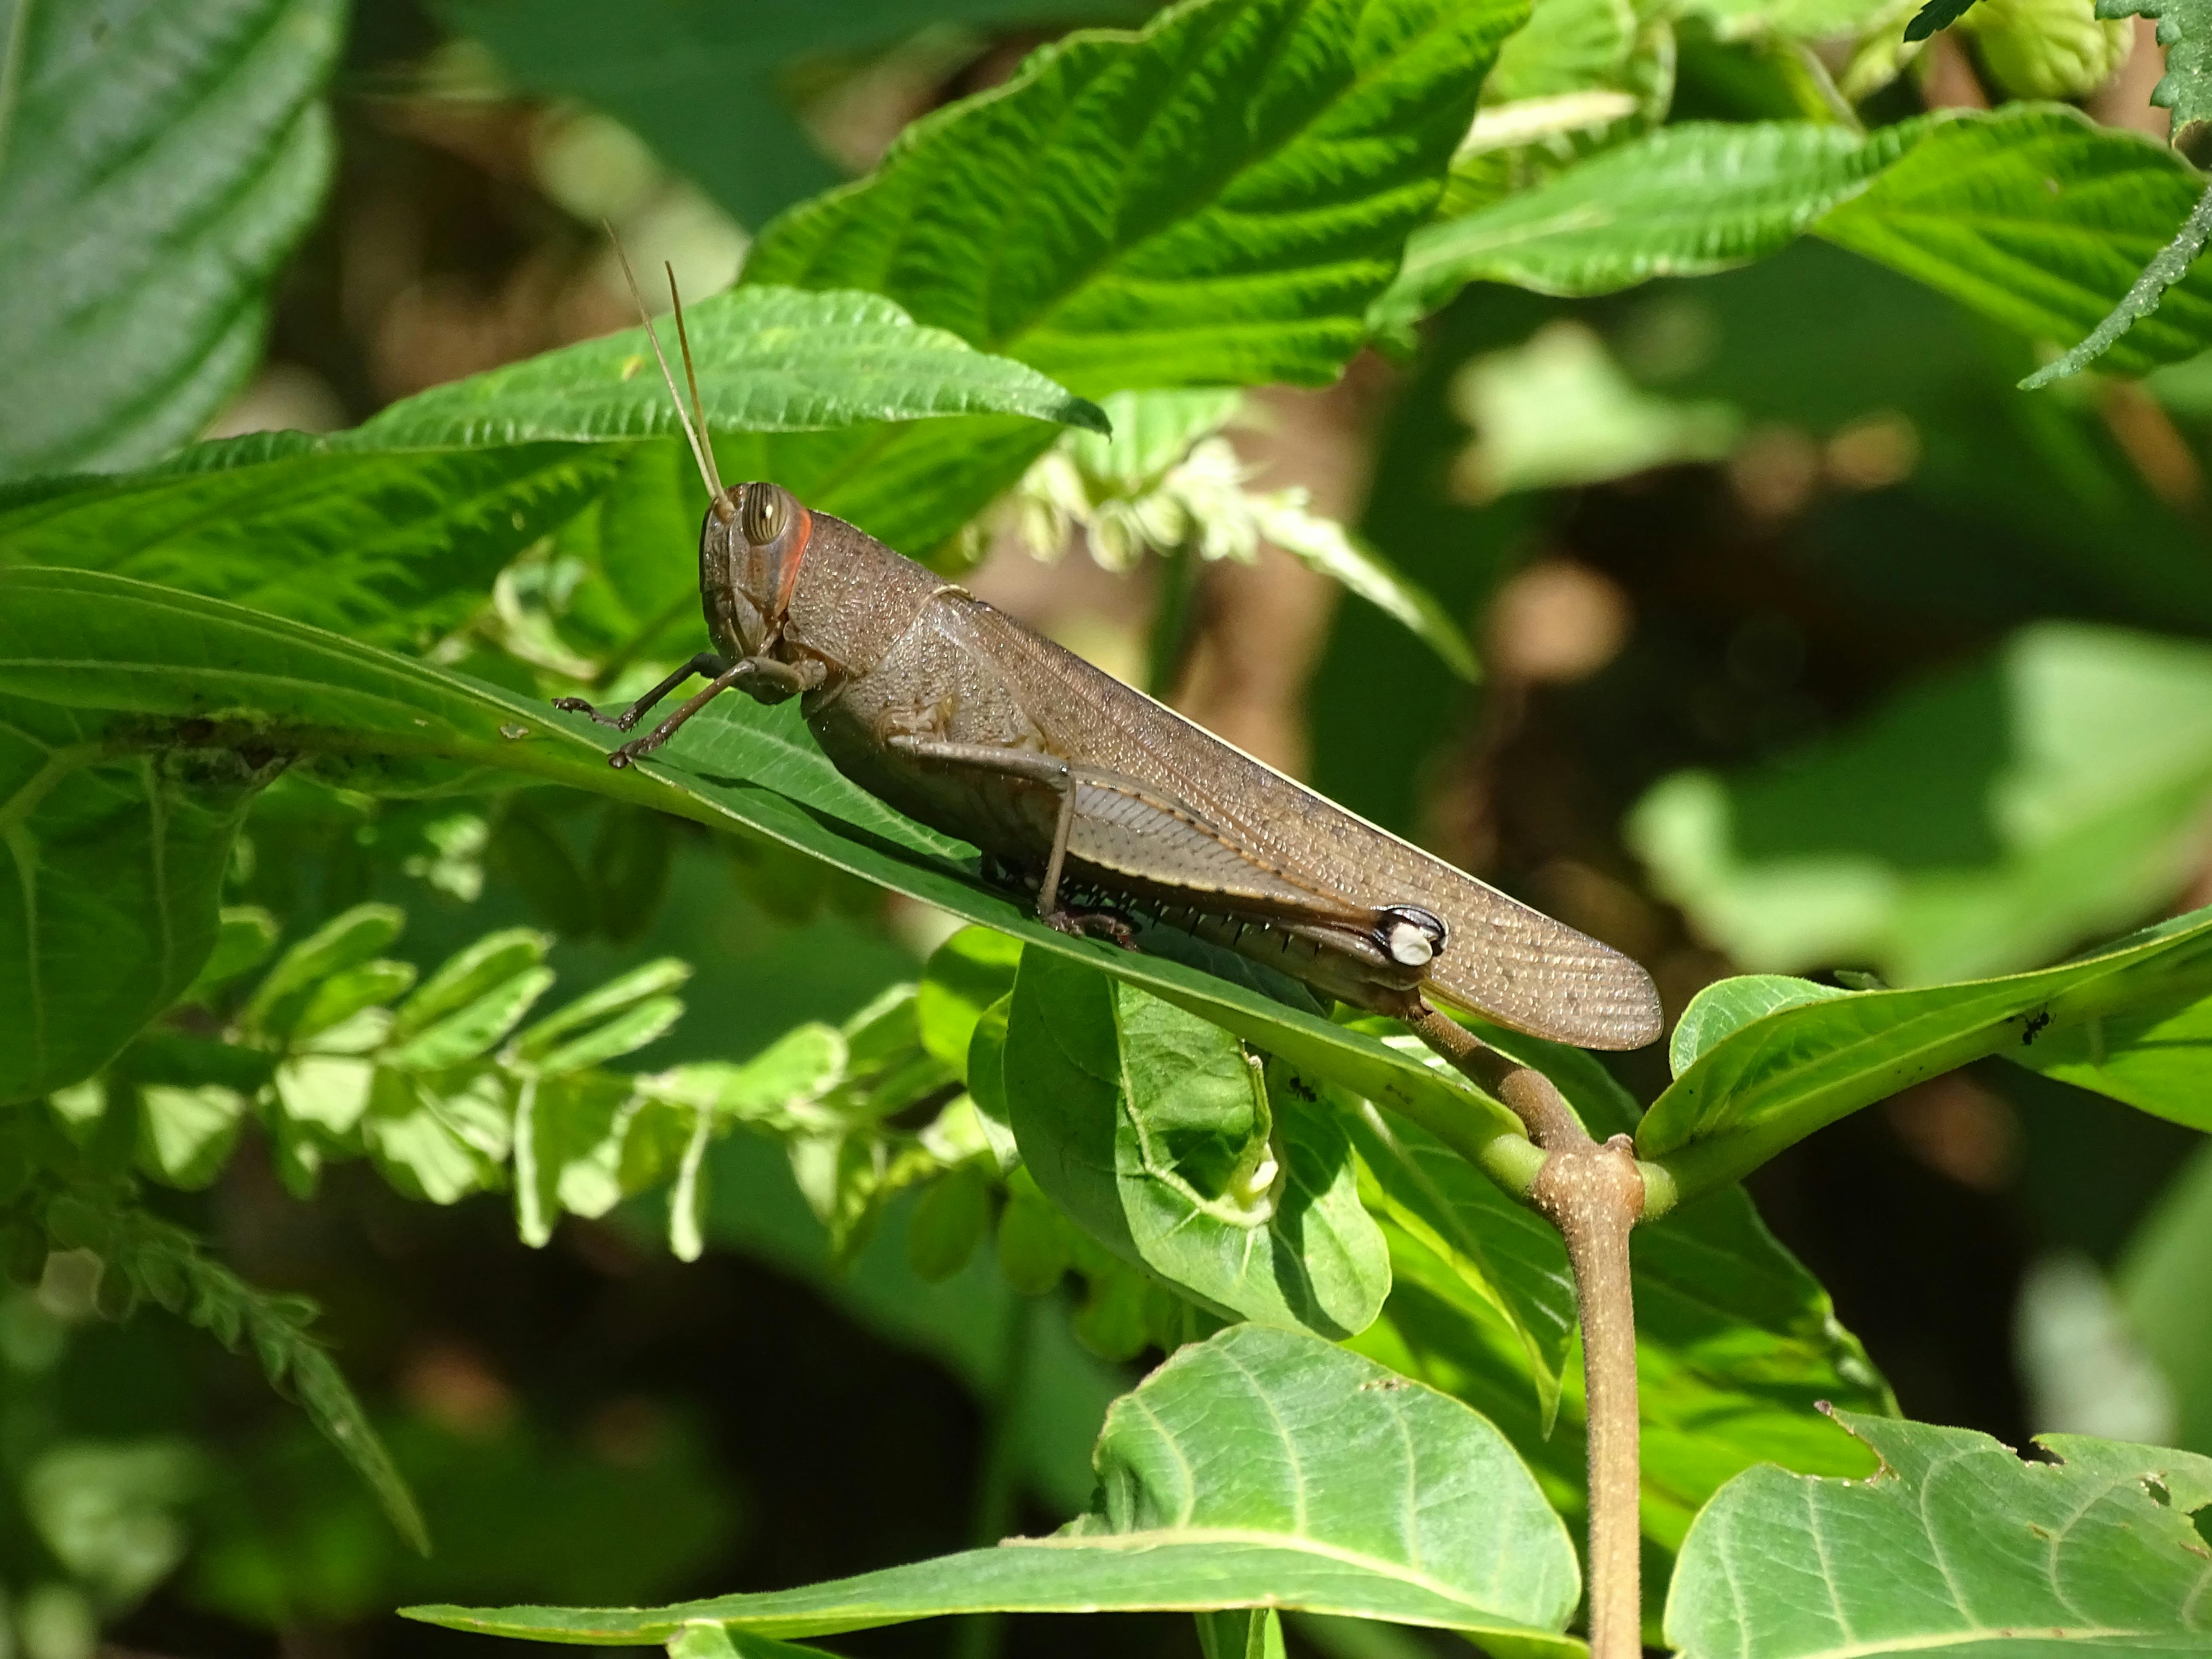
[745,0,1527,394]
[0,699,274,1103]
[1387,107,2212,377]
[1818,107,2212,376]
[0,0,342,477]
[1005,950,1390,1337]
[0,444,623,652]
[1668,976,1853,1078]
[1382,118,1937,324]
[357,286,1108,446]
[1665,1412,2212,1658]
[405,1324,1583,1651]
[0,566,1537,1179]
[1639,901,2212,1195]
[2009,978,2212,1131]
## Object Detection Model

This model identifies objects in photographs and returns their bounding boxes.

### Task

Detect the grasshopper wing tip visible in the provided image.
[1431,935,1665,1052]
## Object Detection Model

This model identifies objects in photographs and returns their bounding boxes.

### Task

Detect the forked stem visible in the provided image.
[1406,1008,1646,1659]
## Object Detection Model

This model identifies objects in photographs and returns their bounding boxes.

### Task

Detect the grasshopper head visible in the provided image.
[700,480,812,658]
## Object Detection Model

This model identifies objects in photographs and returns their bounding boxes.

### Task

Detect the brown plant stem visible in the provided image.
[1405,1008,1647,1659]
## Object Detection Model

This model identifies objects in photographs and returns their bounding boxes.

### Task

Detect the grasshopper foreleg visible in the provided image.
[884,736,1137,945]
[553,653,731,731]
[559,655,825,769]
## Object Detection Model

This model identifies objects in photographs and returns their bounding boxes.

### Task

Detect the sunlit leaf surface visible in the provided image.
[406,1324,1583,1651]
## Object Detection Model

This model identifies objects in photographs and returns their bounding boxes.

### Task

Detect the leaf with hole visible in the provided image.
[1665,1411,2212,1658]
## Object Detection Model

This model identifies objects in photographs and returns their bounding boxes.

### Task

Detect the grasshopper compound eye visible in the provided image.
[741,484,789,545]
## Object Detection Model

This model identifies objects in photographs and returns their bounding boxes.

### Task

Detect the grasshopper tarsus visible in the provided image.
[551,695,628,730]
[1046,906,1139,949]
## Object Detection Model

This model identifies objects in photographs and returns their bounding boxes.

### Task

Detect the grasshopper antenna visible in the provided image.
[605,224,732,522]
[665,262,726,505]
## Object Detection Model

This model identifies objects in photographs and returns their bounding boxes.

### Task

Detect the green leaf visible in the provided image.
[650,1023,849,1126]
[0,0,342,477]
[966,996,1020,1172]
[0,565,1539,1190]
[512,960,692,1062]
[405,1324,1582,1651]
[2019,177,2212,390]
[0,701,273,1104]
[1381,119,1933,325]
[356,287,1109,445]
[1665,1411,2212,1658]
[391,928,552,1040]
[1350,1018,1891,1584]
[135,1085,249,1189]
[745,0,1527,394]
[1819,108,2212,378]
[2097,0,2212,131]
[1904,0,1981,37]
[363,1069,509,1205]
[2012,980,2212,1130]
[906,1165,993,1283]
[243,905,408,1040]
[1391,108,2212,378]
[1668,976,1851,1078]
[42,1193,426,1553]
[178,905,280,1005]
[1640,902,2212,1196]
[386,965,557,1071]
[1006,951,1391,1338]
[293,960,417,1043]
[2116,1142,2212,1452]
[916,926,1027,1077]
[0,444,622,652]
[1629,624,2212,987]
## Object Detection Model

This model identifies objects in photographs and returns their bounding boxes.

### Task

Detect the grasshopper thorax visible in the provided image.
[700,480,813,660]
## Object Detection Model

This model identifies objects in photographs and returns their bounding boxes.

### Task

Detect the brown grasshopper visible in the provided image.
[555,262,1662,1051]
